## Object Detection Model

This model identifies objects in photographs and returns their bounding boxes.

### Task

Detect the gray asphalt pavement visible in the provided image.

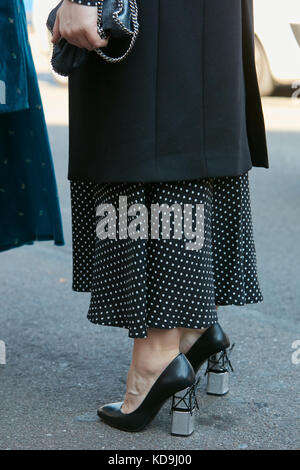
[0,35,300,450]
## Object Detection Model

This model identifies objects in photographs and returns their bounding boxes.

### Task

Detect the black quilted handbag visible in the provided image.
[46,0,139,76]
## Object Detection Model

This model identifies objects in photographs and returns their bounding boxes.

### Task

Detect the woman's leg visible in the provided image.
[122,305,220,414]
[121,328,181,414]
[178,305,219,354]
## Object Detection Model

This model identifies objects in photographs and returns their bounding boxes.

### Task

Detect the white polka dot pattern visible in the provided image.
[70,172,263,338]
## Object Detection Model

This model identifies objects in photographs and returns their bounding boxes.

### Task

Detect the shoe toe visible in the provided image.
[97,401,124,419]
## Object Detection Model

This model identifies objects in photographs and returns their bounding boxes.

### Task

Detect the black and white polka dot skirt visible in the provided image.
[70,171,263,338]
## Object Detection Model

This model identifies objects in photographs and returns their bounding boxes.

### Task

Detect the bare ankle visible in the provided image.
[132,348,179,377]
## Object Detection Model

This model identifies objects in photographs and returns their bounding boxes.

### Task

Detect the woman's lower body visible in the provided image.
[70,170,263,424]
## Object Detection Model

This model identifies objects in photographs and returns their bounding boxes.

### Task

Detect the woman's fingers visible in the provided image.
[52,14,61,44]
[53,1,109,50]
[65,29,108,50]
[84,30,109,49]
[64,28,93,50]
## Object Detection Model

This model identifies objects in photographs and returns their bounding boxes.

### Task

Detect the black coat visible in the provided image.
[68,0,269,184]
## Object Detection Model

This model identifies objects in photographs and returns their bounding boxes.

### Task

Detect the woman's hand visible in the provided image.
[52,0,109,51]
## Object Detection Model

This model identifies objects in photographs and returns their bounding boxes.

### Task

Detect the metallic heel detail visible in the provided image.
[170,377,200,437]
[205,344,235,396]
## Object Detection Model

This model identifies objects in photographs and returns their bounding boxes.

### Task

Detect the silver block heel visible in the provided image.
[206,345,234,396]
[170,376,200,437]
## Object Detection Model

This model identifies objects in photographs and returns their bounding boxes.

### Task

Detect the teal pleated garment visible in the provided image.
[0,0,64,252]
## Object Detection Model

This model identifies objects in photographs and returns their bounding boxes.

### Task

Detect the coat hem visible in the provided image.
[0,236,65,253]
[68,159,259,185]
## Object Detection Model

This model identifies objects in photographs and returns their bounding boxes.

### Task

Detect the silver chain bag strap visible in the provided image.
[95,0,139,63]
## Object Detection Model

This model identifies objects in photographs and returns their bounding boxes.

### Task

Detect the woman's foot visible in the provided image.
[121,348,179,414]
[120,328,182,415]
[97,354,195,432]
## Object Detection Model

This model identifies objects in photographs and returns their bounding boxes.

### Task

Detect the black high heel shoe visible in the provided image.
[97,353,195,433]
[186,323,234,395]
[185,323,232,381]
[170,323,234,436]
